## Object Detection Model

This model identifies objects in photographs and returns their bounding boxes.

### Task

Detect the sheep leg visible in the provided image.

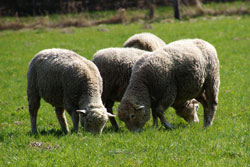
[197,92,215,127]
[152,108,158,128]
[79,113,85,128]
[201,75,220,127]
[71,111,79,132]
[155,106,174,129]
[65,104,79,132]
[204,83,219,127]
[55,107,69,134]
[106,100,119,131]
[28,96,40,134]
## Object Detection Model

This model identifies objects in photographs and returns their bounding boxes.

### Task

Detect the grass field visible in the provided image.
[0,15,249,166]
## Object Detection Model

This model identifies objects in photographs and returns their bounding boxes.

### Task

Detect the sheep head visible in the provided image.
[77,107,115,135]
[175,99,199,123]
[118,100,150,132]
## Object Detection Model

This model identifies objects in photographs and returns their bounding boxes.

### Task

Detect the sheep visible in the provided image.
[118,39,220,132]
[124,33,199,125]
[27,48,115,134]
[92,47,200,130]
[92,48,148,130]
[123,32,166,51]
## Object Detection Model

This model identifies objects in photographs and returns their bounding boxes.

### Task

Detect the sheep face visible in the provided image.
[78,108,109,135]
[175,100,199,123]
[118,101,150,132]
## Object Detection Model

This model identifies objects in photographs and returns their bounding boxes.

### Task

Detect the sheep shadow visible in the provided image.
[27,122,193,138]
[27,128,67,138]
[102,126,124,134]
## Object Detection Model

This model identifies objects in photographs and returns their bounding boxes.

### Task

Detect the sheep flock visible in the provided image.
[27,32,220,134]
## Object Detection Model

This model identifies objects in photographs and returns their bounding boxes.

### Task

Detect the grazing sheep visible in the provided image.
[92,48,148,130]
[27,48,114,134]
[118,39,220,131]
[124,33,199,125]
[93,47,199,130]
[123,32,166,51]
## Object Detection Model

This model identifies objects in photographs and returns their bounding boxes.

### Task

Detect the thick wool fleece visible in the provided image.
[118,39,220,131]
[27,48,108,134]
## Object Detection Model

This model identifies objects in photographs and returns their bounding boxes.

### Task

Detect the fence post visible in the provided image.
[173,0,181,20]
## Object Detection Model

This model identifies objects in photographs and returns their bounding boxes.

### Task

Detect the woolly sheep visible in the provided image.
[118,39,220,131]
[123,32,166,51]
[124,32,200,125]
[93,47,199,130]
[92,48,148,130]
[27,48,115,134]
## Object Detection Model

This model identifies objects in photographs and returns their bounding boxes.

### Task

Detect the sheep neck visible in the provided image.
[126,81,151,109]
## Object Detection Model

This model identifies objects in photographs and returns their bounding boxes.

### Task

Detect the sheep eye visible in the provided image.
[130,113,136,120]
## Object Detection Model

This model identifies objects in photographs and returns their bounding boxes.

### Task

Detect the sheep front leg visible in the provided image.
[71,111,79,132]
[55,107,69,134]
[106,100,119,131]
[155,106,174,129]
[65,105,79,132]
[152,108,158,128]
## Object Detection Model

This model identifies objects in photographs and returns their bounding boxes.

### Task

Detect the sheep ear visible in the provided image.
[76,110,87,114]
[106,112,116,118]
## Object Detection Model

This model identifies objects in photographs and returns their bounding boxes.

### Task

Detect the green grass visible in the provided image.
[0,15,250,166]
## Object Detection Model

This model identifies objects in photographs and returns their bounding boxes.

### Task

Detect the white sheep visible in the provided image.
[27,48,114,134]
[92,48,147,130]
[123,32,166,51]
[93,47,200,130]
[118,39,220,131]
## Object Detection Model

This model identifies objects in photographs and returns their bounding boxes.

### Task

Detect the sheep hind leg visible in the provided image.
[28,97,40,134]
[106,100,119,131]
[204,89,219,127]
[202,76,220,127]
[197,91,217,127]
[55,107,69,134]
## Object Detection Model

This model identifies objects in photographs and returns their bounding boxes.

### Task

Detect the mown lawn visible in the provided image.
[0,15,249,166]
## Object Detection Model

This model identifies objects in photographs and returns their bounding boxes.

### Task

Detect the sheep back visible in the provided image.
[123,32,166,51]
[92,47,149,103]
[27,48,103,108]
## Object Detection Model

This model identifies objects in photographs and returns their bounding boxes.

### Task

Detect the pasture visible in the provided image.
[0,16,249,166]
